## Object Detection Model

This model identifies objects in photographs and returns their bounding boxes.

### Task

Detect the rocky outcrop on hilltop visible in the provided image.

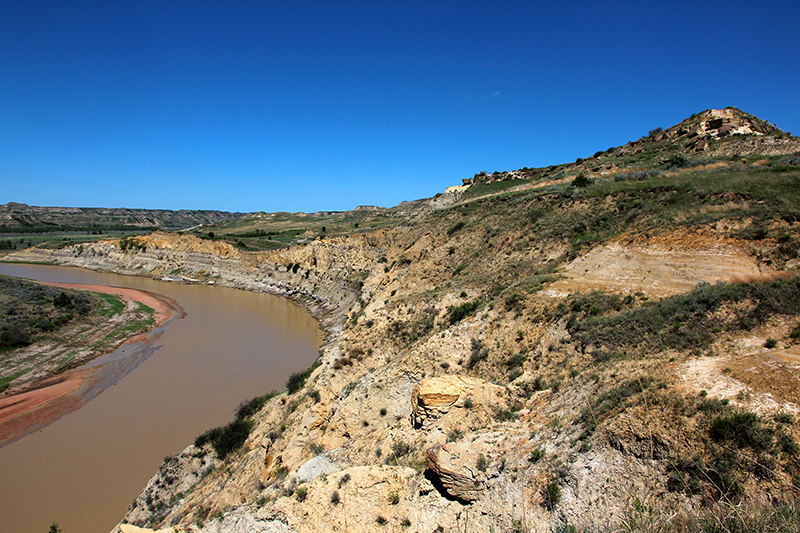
[640,107,800,155]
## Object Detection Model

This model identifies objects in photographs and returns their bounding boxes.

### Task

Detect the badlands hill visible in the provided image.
[5,107,800,533]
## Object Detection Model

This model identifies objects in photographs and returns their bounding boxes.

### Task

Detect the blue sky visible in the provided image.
[2,1,799,213]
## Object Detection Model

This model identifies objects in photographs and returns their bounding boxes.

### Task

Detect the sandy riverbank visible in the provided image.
[0,283,185,446]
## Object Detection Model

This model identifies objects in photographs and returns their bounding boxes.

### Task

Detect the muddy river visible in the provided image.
[0,263,323,533]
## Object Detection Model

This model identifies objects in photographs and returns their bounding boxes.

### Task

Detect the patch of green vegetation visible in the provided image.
[446,299,481,325]
[446,221,466,236]
[0,277,93,351]
[194,417,254,459]
[383,441,414,465]
[542,479,561,510]
[286,360,322,394]
[667,399,798,500]
[104,317,154,340]
[235,391,278,419]
[0,370,27,393]
[467,338,488,369]
[710,411,774,452]
[571,278,800,359]
[97,294,125,317]
[194,391,281,459]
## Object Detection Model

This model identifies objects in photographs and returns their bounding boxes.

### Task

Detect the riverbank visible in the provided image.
[0,281,185,447]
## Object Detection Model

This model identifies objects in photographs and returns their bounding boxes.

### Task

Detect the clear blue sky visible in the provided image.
[2,1,798,213]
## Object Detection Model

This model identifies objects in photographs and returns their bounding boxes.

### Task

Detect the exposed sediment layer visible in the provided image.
[4,231,378,330]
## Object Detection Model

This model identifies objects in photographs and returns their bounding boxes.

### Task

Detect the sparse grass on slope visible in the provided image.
[569,277,800,360]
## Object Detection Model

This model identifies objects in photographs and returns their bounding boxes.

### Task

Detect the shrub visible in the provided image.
[295,487,308,502]
[447,429,463,442]
[0,323,31,349]
[664,154,688,169]
[505,353,526,368]
[765,337,778,348]
[308,442,324,455]
[467,338,489,369]
[571,277,800,358]
[195,418,254,459]
[389,492,400,505]
[376,515,388,525]
[307,390,321,403]
[286,360,321,394]
[476,454,488,472]
[286,371,306,394]
[543,480,561,510]
[333,357,353,369]
[614,169,664,182]
[710,411,773,452]
[447,221,466,236]
[572,173,592,188]
[530,448,543,463]
[235,392,277,419]
[447,299,481,324]
[330,490,340,504]
[777,154,800,167]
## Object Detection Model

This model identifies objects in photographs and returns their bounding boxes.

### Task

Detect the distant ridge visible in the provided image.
[0,203,250,231]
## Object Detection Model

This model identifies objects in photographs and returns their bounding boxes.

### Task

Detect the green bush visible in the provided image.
[286,360,321,394]
[195,418,254,459]
[446,221,466,236]
[235,392,277,419]
[710,412,773,452]
[543,480,561,510]
[195,391,278,458]
[467,338,489,369]
[572,173,592,188]
[0,323,31,349]
[447,299,481,324]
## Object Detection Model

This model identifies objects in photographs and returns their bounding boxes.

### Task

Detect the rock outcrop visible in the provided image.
[426,443,486,501]
[411,375,504,428]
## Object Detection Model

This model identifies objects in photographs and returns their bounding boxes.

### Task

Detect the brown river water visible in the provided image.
[0,263,323,533]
